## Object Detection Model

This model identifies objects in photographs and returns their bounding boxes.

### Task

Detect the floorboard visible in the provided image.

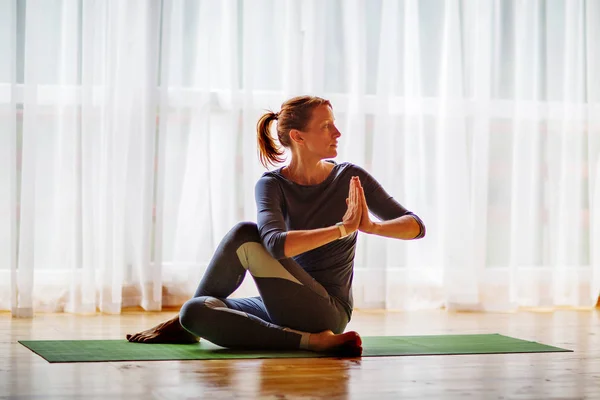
[1,309,599,399]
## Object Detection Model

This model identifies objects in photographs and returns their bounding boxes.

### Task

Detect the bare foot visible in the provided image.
[126,314,199,344]
[308,330,362,357]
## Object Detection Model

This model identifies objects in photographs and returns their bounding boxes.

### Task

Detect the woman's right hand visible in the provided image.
[342,176,362,234]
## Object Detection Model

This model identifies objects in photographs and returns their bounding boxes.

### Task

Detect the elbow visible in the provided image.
[415,223,426,239]
[409,214,426,239]
[263,239,282,259]
[262,232,287,260]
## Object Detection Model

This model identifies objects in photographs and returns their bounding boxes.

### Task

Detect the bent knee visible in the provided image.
[232,221,260,238]
[179,296,226,331]
[227,221,260,245]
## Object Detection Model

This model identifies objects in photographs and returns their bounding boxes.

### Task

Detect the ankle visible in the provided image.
[307,330,334,351]
[283,327,311,350]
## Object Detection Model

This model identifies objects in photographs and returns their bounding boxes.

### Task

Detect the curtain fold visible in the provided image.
[0,0,598,316]
[0,0,18,315]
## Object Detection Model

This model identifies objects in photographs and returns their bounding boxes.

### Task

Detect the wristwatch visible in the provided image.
[335,222,348,239]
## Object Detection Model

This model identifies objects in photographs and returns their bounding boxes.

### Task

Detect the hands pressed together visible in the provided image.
[342,176,375,235]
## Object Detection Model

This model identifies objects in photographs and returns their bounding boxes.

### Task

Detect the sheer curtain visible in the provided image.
[1,0,598,317]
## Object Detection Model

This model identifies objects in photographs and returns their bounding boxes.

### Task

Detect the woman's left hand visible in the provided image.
[356,179,375,234]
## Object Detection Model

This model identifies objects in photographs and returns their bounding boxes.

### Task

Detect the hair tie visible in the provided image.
[273,112,279,119]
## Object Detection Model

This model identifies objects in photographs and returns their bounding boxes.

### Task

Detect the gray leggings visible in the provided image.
[179,222,349,350]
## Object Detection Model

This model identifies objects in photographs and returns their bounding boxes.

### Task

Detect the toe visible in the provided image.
[143,335,160,344]
[129,334,142,342]
[344,331,361,346]
[351,346,363,357]
[345,344,362,357]
[138,335,152,343]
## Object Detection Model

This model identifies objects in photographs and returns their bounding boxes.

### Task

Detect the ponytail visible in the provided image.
[256,96,332,169]
[256,111,285,168]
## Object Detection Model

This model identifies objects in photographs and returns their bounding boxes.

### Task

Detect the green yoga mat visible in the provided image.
[18,334,570,363]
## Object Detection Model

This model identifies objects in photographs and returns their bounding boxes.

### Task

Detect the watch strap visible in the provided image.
[336,222,347,238]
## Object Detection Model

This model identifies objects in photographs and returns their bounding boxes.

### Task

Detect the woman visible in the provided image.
[127,96,425,356]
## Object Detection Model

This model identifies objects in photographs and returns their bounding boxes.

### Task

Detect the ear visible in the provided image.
[289,129,304,146]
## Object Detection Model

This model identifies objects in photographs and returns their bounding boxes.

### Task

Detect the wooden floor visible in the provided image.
[1,309,599,400]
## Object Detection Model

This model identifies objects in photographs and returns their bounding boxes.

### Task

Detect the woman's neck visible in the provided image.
[284,159,333,185]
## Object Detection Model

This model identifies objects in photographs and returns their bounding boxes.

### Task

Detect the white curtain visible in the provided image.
[1,0,598,317]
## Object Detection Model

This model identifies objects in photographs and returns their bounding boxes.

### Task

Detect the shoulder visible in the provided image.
[255,171,286,198]
[334,162,385,193]
[335,162,374,180]
[255,172,279,188]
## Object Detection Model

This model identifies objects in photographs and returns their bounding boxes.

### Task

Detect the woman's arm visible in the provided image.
[283,176,364,257]
[354,166,426,240]
[361,214,423,239]
[282,226,345,258]
[255,176,363,259]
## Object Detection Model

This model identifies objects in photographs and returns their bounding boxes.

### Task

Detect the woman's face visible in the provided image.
[295,105,341,160]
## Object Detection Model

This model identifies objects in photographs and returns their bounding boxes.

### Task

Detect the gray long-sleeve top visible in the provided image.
[254,161,425,318]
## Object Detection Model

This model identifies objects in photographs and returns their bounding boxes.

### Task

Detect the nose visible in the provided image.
[333,126,341,138]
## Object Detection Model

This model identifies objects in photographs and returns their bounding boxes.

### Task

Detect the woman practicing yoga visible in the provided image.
[127,95,426,356]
